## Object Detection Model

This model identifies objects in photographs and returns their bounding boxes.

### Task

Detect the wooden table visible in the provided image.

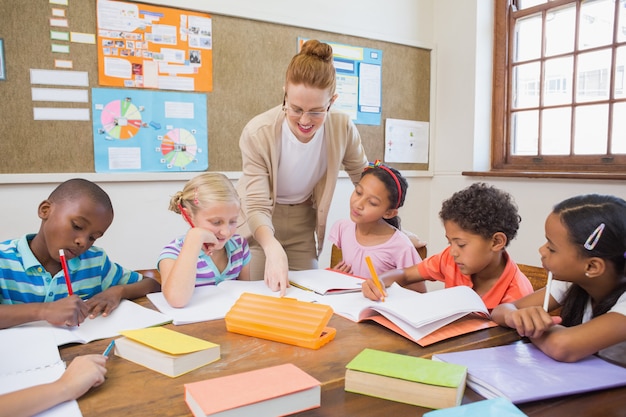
[60,298,626,416]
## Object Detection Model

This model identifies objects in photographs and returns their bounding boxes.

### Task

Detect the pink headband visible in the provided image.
[365,160,402,209]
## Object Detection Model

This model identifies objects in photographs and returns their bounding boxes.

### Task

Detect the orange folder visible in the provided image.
[224,293,336,349]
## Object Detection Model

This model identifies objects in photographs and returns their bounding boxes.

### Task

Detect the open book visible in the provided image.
[319,283,494,346]
[0,327,83,417]
[288,269,365,295]
[18,299,172,346]
[432,343,626,403]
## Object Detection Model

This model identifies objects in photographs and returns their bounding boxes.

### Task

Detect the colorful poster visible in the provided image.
[92,88,208,173]
[299,38,382,126]
[96,0,212,92]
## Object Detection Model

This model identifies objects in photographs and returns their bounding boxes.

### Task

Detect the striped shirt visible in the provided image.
[158,234,251,286]
[0,234,142,304]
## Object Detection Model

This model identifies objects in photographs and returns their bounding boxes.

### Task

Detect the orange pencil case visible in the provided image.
[224,293,336,350]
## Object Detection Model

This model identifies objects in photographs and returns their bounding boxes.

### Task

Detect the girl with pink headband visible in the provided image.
[328,161,426,292]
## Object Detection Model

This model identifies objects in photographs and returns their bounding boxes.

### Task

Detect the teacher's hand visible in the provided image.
[264,241,289,296]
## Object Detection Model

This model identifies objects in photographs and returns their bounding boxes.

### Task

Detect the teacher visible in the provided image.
[236,39,368,295]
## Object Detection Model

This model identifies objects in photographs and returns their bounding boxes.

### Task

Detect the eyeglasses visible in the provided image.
[282,95,332,119]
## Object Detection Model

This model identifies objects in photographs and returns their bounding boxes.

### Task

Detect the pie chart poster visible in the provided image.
[92,88,208,173]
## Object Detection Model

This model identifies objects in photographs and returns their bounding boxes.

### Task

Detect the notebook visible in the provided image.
[423,398,527,416]
[17,299,172,346]
[432,342,626,403]
[147,280,319,325]
[0,327,82,417]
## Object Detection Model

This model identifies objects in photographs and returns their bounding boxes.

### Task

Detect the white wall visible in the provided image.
[1,0,624,273]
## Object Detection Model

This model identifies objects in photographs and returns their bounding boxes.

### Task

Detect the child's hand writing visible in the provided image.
[361,278,387,301]
[503,306,563,339]
[332,260,353,275]
[85,286,124,318]
[42,295,89,327]
[58,355,108,400]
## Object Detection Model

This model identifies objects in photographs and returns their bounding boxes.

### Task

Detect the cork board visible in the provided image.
[0,0,430,174]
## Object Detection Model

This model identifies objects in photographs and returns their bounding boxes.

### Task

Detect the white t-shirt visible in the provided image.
[276,119,327,204]
[551,280,626,364]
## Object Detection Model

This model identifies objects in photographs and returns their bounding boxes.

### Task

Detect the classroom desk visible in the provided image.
[60,298,626,417]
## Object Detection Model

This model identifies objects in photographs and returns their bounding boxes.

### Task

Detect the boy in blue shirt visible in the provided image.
[0,178,160,329]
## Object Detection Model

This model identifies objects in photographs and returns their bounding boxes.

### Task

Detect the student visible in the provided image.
[236,39,368,296]
[158,173,251,308]
[0,354,107,417]
[362,182,533,309]
[0,178,160,329]
[329,161,426,293]
[492,194,626,364]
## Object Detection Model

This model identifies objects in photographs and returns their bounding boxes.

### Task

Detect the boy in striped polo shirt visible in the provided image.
[0,178,160,329]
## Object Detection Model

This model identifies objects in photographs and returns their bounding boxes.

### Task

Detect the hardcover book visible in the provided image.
[184,363,321,417]
[345,348,467,409]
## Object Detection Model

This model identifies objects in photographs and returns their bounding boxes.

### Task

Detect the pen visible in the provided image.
[365,256,385,302]
[103,340,115,357]
[542,271,553,312]
[59,249,74,296]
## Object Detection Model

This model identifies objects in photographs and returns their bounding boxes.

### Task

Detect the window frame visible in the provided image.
[488,0,626,179]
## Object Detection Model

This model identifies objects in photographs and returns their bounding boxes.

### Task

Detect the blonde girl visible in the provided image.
[158,173,250,307]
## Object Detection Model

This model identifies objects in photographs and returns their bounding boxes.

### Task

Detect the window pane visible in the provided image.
[618,0,626,43]
[515,14,542,62]
[544,57,573,106]
[511,110,539,155]
[518,0,547,9]
[577,49,612,102]
[579,0,615,51]
[545,5,576,57]
[513,62,540,108]
[574,104,608,154]
[611,102,626,153]
[615,46,626,99]
[541,107,572,155]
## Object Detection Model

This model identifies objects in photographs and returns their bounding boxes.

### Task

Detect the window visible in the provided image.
[491,0,626,176]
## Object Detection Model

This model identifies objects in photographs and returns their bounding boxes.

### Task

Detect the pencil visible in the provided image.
[365,256,385,301]
[542,271,553,312]
[59,249,74,296]
[103,340,115,357]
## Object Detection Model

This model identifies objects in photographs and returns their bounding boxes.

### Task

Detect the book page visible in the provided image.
[288,269,364,295]
[18,300,172,345]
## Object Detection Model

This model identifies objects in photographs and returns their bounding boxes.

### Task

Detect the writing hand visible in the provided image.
[57,355,108,400]
[43,295,89,327]
[361,278,386,301]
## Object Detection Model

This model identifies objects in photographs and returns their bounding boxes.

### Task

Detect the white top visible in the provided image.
[551,280,626,364]
[276,119,327,204]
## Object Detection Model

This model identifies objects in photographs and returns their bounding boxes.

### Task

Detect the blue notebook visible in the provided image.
[424,398,526,416]
[432,343,626,403]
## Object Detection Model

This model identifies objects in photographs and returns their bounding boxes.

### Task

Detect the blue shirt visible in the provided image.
[158,234,250,286]
[0,234,142,304]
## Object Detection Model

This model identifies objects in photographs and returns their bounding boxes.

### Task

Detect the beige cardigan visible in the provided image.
[236,105,368,254]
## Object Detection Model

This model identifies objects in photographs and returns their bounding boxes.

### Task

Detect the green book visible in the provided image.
[345,348,467,409]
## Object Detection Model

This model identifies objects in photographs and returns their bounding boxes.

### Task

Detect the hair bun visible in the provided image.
[300,40,333,63]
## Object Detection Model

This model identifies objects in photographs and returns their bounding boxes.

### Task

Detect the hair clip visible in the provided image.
[193,187,199,205]
[584,223,605,250]
[365,159,383,170]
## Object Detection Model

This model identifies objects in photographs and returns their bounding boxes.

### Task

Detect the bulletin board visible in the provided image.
[0,0,430,174]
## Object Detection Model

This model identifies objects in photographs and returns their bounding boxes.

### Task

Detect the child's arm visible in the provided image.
[494,290,626,362]
[361,264,425,301]
[0,295,89,329]
[0,354,107,417]
[85,277,160,318]
[491,289,562,338]
[159,228,218,308]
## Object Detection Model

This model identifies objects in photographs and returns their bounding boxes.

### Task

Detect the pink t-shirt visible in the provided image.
[329,218,422,279]
[416,246,533,309]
